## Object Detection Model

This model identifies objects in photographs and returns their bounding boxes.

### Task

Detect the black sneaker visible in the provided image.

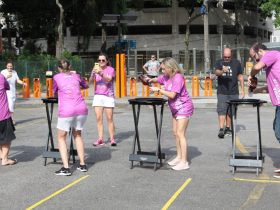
[224,127,232,136]
[77,165,88,172]
[218,128,224,139]
[55,167,72,176]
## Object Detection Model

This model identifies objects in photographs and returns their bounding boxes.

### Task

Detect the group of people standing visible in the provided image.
[214,44,280,179]
[1,42,280,177]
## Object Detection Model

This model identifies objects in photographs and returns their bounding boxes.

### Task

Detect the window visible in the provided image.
[223,25,236,34]
[125,25,172,35]
[244,26,257,37]
[179,25,217,34]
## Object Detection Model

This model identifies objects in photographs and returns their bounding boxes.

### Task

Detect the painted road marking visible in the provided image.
[161,178,192,210]
[235,136,271,209]
[231,177,280,184]
[26,175,89,210]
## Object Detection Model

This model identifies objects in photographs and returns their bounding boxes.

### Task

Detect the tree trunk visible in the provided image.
[184,13,204,75]
[184,23,190,74]
[56,0,64,59]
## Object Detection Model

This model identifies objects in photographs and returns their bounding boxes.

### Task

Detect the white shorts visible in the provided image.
[176,116,191,120]
[57,115,87,132]
[92,95,115,107]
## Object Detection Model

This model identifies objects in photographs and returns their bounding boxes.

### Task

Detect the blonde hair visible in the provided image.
[161,57,182,75]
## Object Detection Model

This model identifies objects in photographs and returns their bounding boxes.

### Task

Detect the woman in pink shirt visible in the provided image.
[149,57,194,171]
[90,53,116,146]
[0,74,17,166]
[53,59,88,176]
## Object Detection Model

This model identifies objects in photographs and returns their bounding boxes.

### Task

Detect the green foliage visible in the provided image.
[260,0,280,27]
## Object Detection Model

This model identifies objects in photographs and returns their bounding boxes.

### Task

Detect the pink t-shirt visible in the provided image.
[93,66,115,97]
[53,72,88,118]
[157,73,194,117]
[0,74,11,121]
[260,51,280,106]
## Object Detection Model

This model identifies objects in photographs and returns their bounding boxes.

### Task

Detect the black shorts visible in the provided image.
[0,117,16,145]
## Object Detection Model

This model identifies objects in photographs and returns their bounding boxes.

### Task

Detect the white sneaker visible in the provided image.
[172,162,190,171]
[167,158,180,166]
[274,168,280,173]
[273,172,280,179]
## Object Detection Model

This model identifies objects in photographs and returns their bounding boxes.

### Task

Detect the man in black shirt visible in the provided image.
[214,48,244,138]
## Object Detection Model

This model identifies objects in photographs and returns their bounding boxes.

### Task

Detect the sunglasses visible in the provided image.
[224,56,231,59]
[98,59,106,62]
[151,57,155,58]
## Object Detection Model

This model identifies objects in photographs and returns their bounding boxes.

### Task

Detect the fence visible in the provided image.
[0,47,251,83]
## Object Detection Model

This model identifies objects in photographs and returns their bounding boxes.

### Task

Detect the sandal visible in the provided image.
[2,159,17,166]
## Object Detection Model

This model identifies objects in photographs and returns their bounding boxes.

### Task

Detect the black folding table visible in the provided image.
[41,98,77,166]
[128,97,167,170]
[227,98,267,175]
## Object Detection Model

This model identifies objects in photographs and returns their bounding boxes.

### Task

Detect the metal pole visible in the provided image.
[203,0,210,74]
[193,48,196,75]
[117,15,121,97]
[134,49,137,76]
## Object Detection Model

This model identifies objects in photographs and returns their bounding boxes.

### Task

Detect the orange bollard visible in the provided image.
[142,84,150,97]
[46,78,53,98]
[192,76,199,97]
[81,77,89,98]
[33,78,41,98]
[129,77,137,97]
[120,53,127,97]
[22,77,30,98]
[153,83,162,97]
[204,77,213,96]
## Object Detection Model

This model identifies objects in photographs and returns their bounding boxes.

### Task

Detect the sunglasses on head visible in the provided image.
[98,59,106,62]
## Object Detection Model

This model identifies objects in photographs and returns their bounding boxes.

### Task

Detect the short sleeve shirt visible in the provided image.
[214,58,242,95]
[94,66,115,97]
[53,72,88,118]
[0,74,11,121]
[1,69,20,99]
[260,51,280,106]
[157,73,194,117]
[144,60,160,76]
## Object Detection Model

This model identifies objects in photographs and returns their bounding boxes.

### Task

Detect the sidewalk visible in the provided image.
[15,81,272,108]
[15,93,272,109]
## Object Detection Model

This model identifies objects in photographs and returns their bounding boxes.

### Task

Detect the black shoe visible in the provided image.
[55,167,72,176]
[218,128,224,138]
[77,165,88,172]
[224,127,232,136]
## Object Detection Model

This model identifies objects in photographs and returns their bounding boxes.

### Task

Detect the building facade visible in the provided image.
[33,1,277,74]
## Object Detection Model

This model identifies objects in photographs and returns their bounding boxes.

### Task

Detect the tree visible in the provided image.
[259,0,279,27]
[56,0,64,58]
[178,0,204,73]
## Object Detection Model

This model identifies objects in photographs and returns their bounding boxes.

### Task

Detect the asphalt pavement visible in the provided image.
[0,90,280,210]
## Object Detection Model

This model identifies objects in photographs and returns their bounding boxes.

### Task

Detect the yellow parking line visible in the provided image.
[26,175,89,210]
[234,136,272,208]
[231,177,280,184]
[161,178,192,210]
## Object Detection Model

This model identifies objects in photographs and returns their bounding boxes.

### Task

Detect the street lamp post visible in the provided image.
[203,0,210,74]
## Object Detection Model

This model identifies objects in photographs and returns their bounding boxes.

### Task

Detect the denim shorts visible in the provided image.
[273,106,280,143]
